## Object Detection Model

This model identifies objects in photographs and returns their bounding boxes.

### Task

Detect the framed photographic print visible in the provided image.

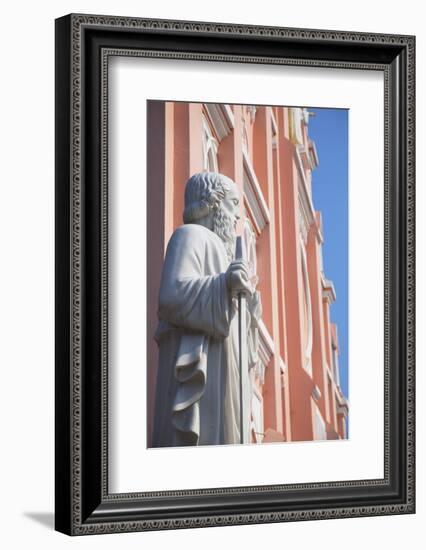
[55,13,415,535]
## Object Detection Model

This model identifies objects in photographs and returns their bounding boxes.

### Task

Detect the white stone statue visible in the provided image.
[152,172,261,447]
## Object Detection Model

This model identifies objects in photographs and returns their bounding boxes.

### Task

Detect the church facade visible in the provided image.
[147,100,349,446]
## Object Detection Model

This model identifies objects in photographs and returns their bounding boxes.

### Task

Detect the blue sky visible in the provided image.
[307,108,349,400]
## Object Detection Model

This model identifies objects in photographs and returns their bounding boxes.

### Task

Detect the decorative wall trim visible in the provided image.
[204,103,235,141]
[296,146,317,244]
[243,149,271,233]
[309,139,320,169]
[202,114,219,171]
[299,140,319,171]
[258,318,275,368]
[312,385,322,402]
[289,107,305,145]
[300,240,313,375]
[322,275,337,303]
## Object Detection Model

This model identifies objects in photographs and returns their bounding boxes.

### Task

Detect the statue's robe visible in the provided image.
[152,223,243,447]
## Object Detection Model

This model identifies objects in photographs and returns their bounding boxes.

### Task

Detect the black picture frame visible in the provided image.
[55,13,415,535]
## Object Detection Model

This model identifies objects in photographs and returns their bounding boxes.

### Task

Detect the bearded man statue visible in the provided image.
[152,172,261,447]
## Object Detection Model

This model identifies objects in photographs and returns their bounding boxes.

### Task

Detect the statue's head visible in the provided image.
[183,172,240,261]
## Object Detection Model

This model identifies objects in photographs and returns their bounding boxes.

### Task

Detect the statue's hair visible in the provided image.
[183,172,233,224]
[183,172,236,261]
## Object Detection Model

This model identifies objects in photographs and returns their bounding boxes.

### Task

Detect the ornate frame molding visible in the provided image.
[55,13,415,535]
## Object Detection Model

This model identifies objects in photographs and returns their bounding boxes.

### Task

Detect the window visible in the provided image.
[202,115,219,172]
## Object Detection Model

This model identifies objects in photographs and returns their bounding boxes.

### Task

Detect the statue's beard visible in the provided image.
[212,207,236,262]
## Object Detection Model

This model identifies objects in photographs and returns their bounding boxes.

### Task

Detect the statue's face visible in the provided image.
[221,183,241,233]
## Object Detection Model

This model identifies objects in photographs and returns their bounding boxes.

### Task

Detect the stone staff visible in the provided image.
[235,236,250,444]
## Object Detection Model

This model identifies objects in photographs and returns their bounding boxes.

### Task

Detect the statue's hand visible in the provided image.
[225,260,253,296]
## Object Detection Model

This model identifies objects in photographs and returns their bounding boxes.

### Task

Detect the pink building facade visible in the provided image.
[147,101,349,446]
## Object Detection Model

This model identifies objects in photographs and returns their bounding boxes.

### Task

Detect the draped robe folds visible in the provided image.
[152,223,245,447]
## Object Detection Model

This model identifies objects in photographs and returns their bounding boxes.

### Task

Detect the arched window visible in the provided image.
[243,218,258,283]
[202,115,219,172]
[300,240,313,376]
